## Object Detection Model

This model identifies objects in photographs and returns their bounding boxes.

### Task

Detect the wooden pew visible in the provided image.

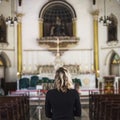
[0,106,10,120]
[89,94,120,120]
[0,95,29,120]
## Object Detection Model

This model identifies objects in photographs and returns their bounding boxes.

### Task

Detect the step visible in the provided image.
[80,95,89,108]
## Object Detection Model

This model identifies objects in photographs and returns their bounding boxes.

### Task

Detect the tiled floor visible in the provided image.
[80,108,89,120]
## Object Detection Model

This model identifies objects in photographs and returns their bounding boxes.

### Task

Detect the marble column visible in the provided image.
[39,18,43,38]
[17,14,23,79]
[92,10,99,87]
[72,18,77,37]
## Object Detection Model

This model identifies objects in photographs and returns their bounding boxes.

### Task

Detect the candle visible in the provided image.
[91,64,94,73]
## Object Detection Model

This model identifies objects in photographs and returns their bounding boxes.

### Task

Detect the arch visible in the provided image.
[39,0,76,19]
[104,50,119,65]
[0,51,11,67]
[0,52,11,95]
[104,50,120,75]
[110,51,120,76]
[104,50,114,65]
[39,0,77,37]
[108,51,119,64]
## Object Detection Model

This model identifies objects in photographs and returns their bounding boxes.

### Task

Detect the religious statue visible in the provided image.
[50,16,66,36]
[0,15,6,42]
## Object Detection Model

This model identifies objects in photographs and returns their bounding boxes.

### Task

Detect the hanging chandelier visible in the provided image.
[0,0,18,26]
[99,0,112,26]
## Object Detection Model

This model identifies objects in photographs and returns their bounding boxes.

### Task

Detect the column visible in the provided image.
[39,18,43,38]
[92,10,99,87]
[72,18,77,37]
[17,14,23,79]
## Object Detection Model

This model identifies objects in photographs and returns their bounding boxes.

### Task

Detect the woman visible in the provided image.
[45,67,81,120]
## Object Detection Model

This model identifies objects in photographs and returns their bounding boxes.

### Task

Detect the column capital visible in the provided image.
[16,13,24,22]
[72,18,77,21]
[91,10,99,20]
[38,18,44,22]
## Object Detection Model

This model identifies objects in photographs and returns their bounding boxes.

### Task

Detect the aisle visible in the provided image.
[30,106,89,120]
[30,95,90,120]
[80,108,89,120]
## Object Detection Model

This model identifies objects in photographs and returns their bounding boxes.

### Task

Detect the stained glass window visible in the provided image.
[112,53,120,64]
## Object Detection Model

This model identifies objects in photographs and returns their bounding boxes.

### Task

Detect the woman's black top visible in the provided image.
[45,89,81,120]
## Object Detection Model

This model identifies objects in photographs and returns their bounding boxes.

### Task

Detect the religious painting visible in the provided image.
[43,17,73,37]
[49,16,67,36]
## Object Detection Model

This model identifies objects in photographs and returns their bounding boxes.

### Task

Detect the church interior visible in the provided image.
[0,0,120,120]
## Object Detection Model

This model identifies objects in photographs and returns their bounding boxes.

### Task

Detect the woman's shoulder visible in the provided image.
[47,89,78,95]
[69,89,80,97]
[47,89,57,94]
[69,89,78,93]
[46,89,60,98]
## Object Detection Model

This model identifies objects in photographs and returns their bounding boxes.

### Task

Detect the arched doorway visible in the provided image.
[0,54,6,94]
[0,51,11,94]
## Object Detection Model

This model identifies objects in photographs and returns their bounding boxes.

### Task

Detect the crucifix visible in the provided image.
[54,37,63,70]
[56,37,60,57]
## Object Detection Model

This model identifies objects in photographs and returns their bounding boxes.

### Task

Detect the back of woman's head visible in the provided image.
[54,67,73,92]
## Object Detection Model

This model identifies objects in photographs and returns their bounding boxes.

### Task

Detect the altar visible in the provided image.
[20,37,96,95]
[19,73,96,95]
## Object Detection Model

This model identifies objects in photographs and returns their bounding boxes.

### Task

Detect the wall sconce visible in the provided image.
[0,0,8,3]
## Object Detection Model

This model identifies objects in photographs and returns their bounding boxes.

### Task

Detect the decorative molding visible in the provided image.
[23,48,92,52]
[22,63,95,75]
[37,36,80,48]
[91,10,99,20]
[37,64,81,74]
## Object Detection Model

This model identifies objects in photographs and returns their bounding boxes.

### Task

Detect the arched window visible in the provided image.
[110,52,120,76]
[111,53,120,64]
